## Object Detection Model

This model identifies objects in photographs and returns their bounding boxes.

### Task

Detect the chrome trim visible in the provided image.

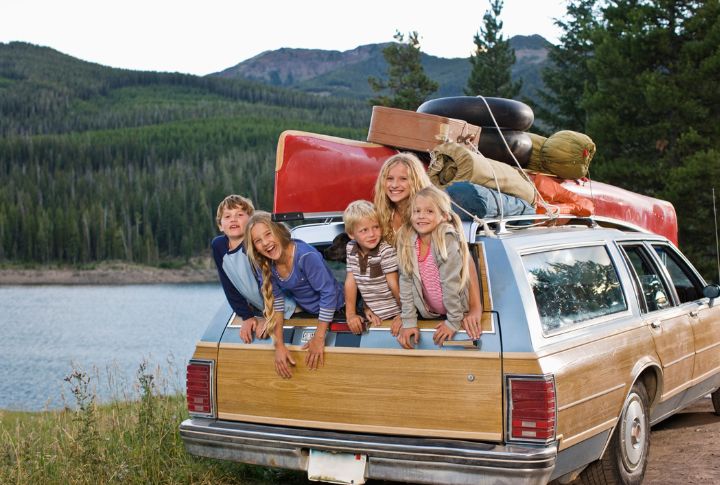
[477,241,495,316]
[505,374,558,445]
[187,359,215,419]
[517,243,632,338]
[180,418,556,484]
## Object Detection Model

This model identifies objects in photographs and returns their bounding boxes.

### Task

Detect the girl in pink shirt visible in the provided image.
[395,186,473,348]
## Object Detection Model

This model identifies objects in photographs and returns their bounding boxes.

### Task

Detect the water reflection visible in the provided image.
[0,284,224,410]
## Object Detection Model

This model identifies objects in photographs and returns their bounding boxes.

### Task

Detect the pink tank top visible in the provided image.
[417,239,446,315]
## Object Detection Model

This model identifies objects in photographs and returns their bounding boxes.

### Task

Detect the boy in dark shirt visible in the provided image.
[212,195,296,343]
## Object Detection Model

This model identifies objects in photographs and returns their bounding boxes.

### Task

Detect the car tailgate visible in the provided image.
[215,316,503,441]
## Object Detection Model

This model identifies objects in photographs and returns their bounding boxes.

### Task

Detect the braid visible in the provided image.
[256,259,273,328]
[245,211,293,337]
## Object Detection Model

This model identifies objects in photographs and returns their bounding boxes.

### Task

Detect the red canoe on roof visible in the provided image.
[274,131,397,214]
[273,130,678,245]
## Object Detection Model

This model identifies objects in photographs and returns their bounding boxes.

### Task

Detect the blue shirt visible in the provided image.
[212,235,296,320]
[271,240,344,322]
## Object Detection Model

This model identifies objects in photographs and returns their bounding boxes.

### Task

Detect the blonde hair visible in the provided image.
[373,153,432,245]
[215,194,255,227]
[396,186,469,289]
[245,211,292,334]
[343,200,378,235]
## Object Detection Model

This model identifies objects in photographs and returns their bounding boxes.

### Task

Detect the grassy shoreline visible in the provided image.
[0,259,217,285]
[0,363,306,484]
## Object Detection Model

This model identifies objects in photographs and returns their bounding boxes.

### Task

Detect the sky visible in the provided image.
[1,0,567,76]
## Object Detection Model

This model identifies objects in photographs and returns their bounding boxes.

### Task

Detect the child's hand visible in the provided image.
[239,317,257,344]
[346,314,364,334]
[397,327,420,349]
[255,317,269,339]
[302,334,325,370]
[433,321,457,346]
[364,308,382,327]
[274,344,296,378]
[462,312,483,340]
[390,315,402,336]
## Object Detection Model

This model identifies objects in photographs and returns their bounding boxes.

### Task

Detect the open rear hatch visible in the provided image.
[214,314,503,441]
[212,131,505,441]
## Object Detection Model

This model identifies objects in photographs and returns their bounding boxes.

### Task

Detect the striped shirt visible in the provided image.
[346,240,400,320]
[417,239,446,315]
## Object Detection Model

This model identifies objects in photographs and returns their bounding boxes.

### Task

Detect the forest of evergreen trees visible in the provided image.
[0,42,366,265]
[2,0,720,283]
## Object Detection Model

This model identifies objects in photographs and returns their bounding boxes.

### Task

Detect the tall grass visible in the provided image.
[0,361,307,484]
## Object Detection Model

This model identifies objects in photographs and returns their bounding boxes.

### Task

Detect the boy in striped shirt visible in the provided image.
[343,200,402,335]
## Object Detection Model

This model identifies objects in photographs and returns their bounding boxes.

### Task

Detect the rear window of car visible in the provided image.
[522,245,628,334]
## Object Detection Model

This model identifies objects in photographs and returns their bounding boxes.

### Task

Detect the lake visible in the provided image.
[0,284,225,411]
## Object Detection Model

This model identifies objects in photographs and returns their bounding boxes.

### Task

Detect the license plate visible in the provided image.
[307,449,367,484]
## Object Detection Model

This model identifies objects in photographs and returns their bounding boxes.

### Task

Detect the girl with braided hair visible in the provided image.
[246,211,344,378]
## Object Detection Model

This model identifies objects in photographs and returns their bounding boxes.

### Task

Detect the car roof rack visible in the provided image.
[468,214,652,238]
[273,212,343,223]
[273,212,654,242]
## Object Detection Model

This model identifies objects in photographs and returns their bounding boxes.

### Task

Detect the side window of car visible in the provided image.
[652,244,703,303]
[522,245,627,334]
[620,245,673,313]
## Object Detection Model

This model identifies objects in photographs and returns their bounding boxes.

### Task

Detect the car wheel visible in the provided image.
[579,383,650,485]
[712,388,720,416]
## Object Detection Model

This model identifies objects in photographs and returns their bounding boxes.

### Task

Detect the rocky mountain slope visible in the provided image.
[213,35,553,101]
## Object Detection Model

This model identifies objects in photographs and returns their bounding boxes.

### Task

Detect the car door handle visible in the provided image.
[650,320,661,329]
[442,339,478,348]
[689,310,699,318]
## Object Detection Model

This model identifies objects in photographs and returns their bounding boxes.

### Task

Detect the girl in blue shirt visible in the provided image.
[246,211,344,378]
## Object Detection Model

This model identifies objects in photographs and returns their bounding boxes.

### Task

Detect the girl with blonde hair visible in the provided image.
[395,186,472,348]
[246,211,344,378]
[373,153,433,246]
[373,153,483,339]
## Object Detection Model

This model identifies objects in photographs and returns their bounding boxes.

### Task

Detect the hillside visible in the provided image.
[213,35,552,102]
[0,37,551,267]
[0,42,367,266]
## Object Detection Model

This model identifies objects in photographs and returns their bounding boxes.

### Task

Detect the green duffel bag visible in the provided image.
[429,141,536,205]
[526,132,547,172]
[540,130,596,179]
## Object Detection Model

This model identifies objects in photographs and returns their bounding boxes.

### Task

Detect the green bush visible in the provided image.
[0,361,307,484]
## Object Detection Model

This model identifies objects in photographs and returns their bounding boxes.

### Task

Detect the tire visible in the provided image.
[579,383,650,485]
[712,388,720,416]
[417,96,534,131]
[478,130,532,167]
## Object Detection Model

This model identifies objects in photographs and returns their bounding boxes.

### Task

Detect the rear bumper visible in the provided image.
[180,418,556,485]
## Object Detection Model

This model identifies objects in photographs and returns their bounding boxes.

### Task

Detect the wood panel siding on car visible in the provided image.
[690,304,720,383]
[192,342,219,361]
[215,345,503,440]
[507,323,659,451]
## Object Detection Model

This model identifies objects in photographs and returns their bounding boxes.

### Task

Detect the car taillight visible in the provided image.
[507,375,556,443]
[187,359,214,417]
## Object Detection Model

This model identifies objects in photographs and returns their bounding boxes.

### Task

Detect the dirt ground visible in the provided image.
[643,394,720,484]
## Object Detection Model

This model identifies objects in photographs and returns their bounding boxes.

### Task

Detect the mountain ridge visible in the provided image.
[212,34,553,101]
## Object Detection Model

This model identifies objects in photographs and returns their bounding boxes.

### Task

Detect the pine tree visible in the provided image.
[465,0,521,98]
[585,0,707,192]
[536,0,601,132]
[368,31,439,110]
[584,0,720,280]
